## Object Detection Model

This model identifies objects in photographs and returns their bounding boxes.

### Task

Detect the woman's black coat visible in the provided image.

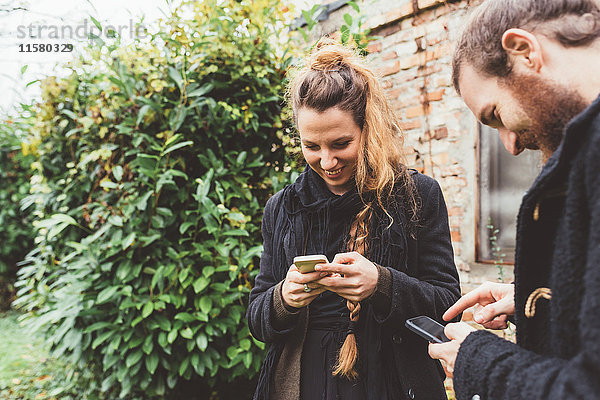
[247,171,461,400]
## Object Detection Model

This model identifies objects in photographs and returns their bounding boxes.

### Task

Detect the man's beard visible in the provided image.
[505,72,589,161]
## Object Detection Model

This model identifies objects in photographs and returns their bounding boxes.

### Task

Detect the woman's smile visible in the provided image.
[324,167,344,177]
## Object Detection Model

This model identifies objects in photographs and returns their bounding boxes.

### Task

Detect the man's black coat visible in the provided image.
[454,96,600,399]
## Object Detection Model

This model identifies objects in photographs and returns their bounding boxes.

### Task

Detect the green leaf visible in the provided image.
[142,301,153,318]
[243,352,252,369]
[143,335,154,355]
[180,327,193,339]
[131,316,143,327]
[113,165,123,182]
[20,65,28,74]
[179,356,190,376]
[100,179,118,190]
[196,333,208,351]
[226,346,239,360]
[222,229,249,237]
[136,104,152,126]
[174,312,196,323]
[88,32,105,47]
[97,286,119,304]
[240,338,251,351]
[341,25,350,44]
[92,330,114,349]
[343,13,353,26]
[162,141,193,156]
[179,221,196,235]
[191,352,202,374]
[146,352,159,374]
[158,332,168,348]
[108,215,123,226]
[167,329,178,344]
[187,83,214,97]
[122,232,136,250]
[199,297,212,314]
[168,66,183,89]
[126,350,143,368]
[90,16,102,31]
[202,266,215,277]
[84,321,113,333]
[193,277,209,294]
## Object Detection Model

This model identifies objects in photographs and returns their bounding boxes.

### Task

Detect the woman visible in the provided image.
[246,38,460,400]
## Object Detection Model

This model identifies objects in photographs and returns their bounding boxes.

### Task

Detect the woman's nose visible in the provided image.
[320,151,337,170]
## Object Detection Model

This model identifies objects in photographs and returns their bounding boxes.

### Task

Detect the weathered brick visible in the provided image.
[433,42,454,59]
[426,89,446,102]
[377,61,401,77]
[388,87,407,99]
[433,126,448,139]
[382,51,398,61]
[431,152,450,165]
[405,105,425,119]
[367,41,383,54]
[436,76,452,87]
[441,163,466,177]
[379,23,402,37]
[400,119,422,130]
[450,230,462,242]
[381,78,394,89]
[447,207,464,217]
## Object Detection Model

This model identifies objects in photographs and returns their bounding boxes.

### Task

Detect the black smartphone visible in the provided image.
[405,316,451,344]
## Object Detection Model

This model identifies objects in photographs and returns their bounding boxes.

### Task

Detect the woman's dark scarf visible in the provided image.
[255,166,411,400]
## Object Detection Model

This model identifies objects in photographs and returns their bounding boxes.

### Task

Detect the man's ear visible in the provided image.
[501,28,544,72]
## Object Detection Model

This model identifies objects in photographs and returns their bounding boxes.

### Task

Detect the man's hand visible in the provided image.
[313,251,378,302]
[444,281,515,330]
[281,265,326,308]
[428,322,476,378]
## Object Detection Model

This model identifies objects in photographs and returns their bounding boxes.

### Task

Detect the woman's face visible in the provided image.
[296,106,362,195]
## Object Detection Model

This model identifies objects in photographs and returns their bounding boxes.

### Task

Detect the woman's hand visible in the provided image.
[313,251,378,302]
[281,264,326,308]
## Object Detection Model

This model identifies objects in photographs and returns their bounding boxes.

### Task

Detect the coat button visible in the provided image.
[408,388,415,399]
[392,334,402,344]
[472,395,481,400]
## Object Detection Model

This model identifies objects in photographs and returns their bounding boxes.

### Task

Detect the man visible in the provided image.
[427,0,600,399]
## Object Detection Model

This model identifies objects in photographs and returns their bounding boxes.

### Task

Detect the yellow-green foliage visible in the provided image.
[0,114,35,310]
[14,1,295,398]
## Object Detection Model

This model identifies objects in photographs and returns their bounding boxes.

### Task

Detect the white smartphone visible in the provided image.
[293,255,329,273]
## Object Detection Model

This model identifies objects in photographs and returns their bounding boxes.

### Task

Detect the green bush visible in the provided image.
[0,111,35,310]
[13,0,295,398]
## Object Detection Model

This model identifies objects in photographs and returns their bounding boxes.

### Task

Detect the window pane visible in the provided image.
[478,125,541,262]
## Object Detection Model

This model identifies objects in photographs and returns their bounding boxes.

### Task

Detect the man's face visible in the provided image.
[459,63,588,161]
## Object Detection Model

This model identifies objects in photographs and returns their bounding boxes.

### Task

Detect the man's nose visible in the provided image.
[497,128,523,156]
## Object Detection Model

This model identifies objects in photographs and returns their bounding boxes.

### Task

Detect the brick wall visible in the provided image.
[309,0,514,290]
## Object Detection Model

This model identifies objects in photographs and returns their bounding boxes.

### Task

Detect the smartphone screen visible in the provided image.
[405,316,450,343]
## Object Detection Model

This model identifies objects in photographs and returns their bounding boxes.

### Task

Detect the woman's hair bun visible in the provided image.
[307,37,355,72]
